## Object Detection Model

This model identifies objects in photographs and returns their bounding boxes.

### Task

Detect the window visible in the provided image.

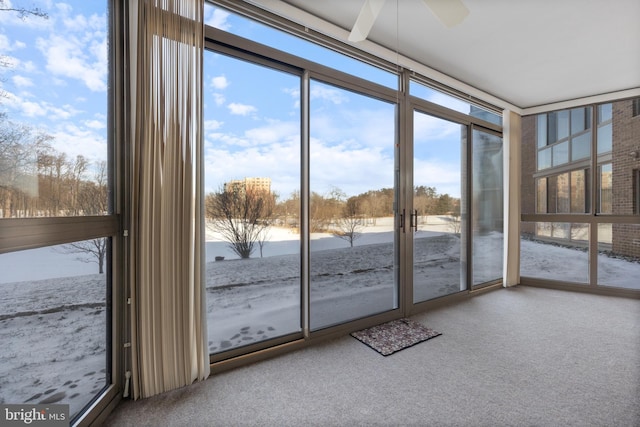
[597,103,613,154]
[0,1,116,423]
[635,169,640,214]
[523,100,640,290]
[204,3,397,89]
[0,6,110,219]
[409,80,502,125]
[598,163,613,214]
[536,170,589,214]
[203,49,302,354]
[536,107,592,170]
[633,98,640,117]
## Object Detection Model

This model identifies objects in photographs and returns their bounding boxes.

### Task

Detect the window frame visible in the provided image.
[0,1,123,425]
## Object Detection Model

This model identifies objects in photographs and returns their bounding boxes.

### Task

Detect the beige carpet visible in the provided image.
[104,286,640,427]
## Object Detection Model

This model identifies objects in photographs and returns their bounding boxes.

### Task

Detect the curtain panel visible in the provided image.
[503,110,521,287]
[128,0,208,399]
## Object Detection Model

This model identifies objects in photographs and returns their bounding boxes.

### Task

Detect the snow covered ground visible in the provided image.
[1,216,638,416]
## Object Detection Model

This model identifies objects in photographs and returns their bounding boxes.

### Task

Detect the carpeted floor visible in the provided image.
[104,286,640,427]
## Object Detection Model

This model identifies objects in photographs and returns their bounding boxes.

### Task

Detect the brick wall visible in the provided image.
[520,100,640,259]
[611,99,640,258]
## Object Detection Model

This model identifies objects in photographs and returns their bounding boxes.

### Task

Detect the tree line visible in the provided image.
[0,116,108,218]
[205,182,460,259]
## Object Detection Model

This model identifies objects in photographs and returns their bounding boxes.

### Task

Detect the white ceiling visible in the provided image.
[249,0,640,111]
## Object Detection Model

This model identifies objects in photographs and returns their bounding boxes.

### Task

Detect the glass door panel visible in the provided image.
[471,128,504,286]
[412,111,465,303]
[309,80,398,330]
[204,51,301,353]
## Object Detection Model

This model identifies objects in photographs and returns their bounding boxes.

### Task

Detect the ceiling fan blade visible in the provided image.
[422,0,469,28]
[348,0,386,42]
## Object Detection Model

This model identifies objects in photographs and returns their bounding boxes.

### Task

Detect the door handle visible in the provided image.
[400,209,406,233]
[410,209,418,232]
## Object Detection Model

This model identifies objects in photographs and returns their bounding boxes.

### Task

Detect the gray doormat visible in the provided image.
[351,318,441,356]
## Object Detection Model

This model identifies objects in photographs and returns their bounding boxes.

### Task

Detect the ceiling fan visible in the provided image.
[348,0,469,42]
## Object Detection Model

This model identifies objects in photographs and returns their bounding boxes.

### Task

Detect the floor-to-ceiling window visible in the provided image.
[309,79,397,330]
[0,1,117,423]
[471,128,504,287]
[203,1,504,362]
[203,49,303,356]
[410,110,465,302]
[521,100,640,291]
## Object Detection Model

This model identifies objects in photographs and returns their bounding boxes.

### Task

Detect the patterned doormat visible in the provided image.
[351,318,441,356]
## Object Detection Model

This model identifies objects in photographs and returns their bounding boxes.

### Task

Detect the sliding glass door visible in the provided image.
[471,128,504,287]
[204,51,302,354]
[309,79,398,330]
[411,110,466,303]
[203,18,506,360]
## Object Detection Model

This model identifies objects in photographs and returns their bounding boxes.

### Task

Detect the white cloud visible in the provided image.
[309,137,394,196]
[204,136,301,195]
[204,119,223,131]
[12,75,33,87]
[48,104,82,120]
[211,75,229,90]
[311,108,395,150]
[18,100,47,117]
[203,117,394,197]
[205,7,231,30]
[413,111,461,140]
[55,2,73,15]
[83,119,105,129]
[413,158,461,197]
[21,60,36,73]
[284,87,301,108]
[8,93,82,120]
[0,54,19,68]
[244,120,298,146]
[49,123,107,163]
[0,34,11,51]
[228,103,257,116]
[212,93,225,106]
[310,85,349,105]
[63,14,88,31]
[36,32,107,92]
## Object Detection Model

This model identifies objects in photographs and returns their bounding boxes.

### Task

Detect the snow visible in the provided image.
[1,216,638,416]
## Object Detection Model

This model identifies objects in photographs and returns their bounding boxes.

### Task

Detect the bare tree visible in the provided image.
[257,228,270,258]
[0,118,52,217]
[448,211,461,235]
[60,238,108,274]
[206,185,275,259]
[77,160,108,215]
[70,155,88,215]
[332,197,364,248]
[0,1,48,19]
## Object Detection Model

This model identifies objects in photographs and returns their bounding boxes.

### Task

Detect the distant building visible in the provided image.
[224,177,271,194]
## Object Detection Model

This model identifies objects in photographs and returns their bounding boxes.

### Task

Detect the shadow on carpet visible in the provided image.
[351,318,441,356]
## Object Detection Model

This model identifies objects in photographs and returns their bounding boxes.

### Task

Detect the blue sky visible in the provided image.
[0,0,108,172]
[203,4,464,198]
[0,1,464,199]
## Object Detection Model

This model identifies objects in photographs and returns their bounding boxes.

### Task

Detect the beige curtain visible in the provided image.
[128,0,208,399]
[502,110,521,287]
